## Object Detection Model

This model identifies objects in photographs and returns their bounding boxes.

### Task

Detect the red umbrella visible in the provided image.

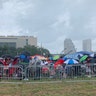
[54,59,64,68]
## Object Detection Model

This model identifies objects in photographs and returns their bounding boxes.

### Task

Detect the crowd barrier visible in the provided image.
[0,63,96,81]
[0,65,24,80]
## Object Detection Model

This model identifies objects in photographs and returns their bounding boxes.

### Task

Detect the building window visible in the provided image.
[0,42,16,48]
[26,39,28,45]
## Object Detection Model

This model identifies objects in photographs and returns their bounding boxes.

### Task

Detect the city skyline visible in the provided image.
[63,38,93,54]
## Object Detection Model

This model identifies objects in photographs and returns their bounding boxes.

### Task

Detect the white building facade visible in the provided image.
[64,38,76,55]
[83,39,92,52]
[0,36,37,48]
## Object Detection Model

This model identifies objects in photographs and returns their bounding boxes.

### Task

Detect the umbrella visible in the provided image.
[77,51,93,56]
[63,53,83,60]
[89,53,94,57]
[31,55,47,60]
[1,54,14,59]
[54,59,64,68]
[79,55,88,62]
[53,55,60,60]
[20,54,26,59]
[49,57,53,60]
[64,58,79,65]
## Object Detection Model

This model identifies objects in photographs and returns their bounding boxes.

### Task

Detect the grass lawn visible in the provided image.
[0,81,96,96]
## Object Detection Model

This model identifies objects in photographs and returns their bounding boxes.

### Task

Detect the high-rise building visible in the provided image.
[64,38,76,55]
[0,36,37,48]
[83,39,92,52]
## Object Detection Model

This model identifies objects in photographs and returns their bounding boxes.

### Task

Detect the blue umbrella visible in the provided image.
[77,51,93,55]
[62,53,83,60]
[20,54,26,59]
[64,59,79,65]
[77,51,94,58]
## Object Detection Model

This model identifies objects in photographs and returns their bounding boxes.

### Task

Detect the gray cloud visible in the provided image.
[0,0,96,53]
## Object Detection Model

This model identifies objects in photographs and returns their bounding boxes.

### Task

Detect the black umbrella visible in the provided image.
[1,54,14,59]
[21,51,30,56]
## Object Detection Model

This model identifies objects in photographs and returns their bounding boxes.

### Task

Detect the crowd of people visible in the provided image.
[0,52,96,80]
[27,55,96,80]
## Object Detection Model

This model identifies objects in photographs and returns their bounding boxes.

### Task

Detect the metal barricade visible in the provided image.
[1,63,96,81]
[63,63,96,80]
[0,65,24,80]
[25,63,63,80]
[23,63,96,81]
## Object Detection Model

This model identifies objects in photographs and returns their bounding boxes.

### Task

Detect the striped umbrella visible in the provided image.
[64,58,79,65]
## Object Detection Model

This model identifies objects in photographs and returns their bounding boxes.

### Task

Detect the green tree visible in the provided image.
[0,45,51,57]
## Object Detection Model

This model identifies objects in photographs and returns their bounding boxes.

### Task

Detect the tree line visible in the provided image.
[0,45,51,57]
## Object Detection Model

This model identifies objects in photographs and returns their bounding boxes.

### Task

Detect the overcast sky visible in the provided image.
[0,0,96,53]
